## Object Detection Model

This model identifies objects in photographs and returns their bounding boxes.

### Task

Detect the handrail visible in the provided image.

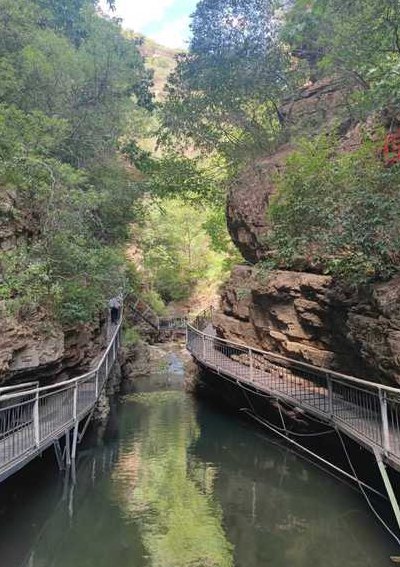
[187,308,400,463]
[0,313,123,481]
[0,318,122,402]
[130,294,187,331]
[0,381,39,394]
[188,309,400,396]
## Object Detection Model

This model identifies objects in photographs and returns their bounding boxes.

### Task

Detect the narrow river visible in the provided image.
[0,348,395,567]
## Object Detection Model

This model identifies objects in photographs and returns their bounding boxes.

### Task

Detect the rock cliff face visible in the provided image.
[0,188,111,386]
[216,266,400,385]
[0,308,108,386]
[226,77,358,263]
[219,76,400,385]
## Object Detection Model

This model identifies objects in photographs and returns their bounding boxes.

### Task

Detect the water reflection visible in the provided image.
[112,391,233,567]
[0,368,394,567]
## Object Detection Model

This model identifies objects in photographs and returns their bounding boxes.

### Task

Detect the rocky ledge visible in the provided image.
[215,265,400,386]
[0,308,109,386]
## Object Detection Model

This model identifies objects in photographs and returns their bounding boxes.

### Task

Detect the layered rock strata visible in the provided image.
[215,266,400,386]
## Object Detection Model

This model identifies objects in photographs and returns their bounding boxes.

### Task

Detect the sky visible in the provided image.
[101,0,198,49]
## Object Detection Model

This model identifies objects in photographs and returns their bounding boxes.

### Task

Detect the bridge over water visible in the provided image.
[186,308,400,538]
[1,302,400,542]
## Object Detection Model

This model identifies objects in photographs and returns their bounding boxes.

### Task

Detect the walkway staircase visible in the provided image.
[130,294,187,332]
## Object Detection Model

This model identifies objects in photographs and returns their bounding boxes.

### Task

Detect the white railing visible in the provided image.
[159,315,187,330]
[187,309,400,466]
[0,318,122,479]
[130,294,187,331]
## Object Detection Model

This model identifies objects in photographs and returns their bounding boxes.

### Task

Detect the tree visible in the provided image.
[137,199,232,302]
[161,0,296,161]
[265,135,400,283]
[0,0,152,324]
[282,0,400,114]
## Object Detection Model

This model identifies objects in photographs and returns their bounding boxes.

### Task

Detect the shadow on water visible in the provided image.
[0,350,395,567]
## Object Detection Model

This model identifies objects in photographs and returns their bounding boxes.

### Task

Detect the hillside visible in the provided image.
[137,35,180,99]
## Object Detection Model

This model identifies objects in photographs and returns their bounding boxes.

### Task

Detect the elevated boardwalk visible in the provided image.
[187,308,400,531]
[130,294,187,332]
[0,318,122,483]
[0,294,185,485]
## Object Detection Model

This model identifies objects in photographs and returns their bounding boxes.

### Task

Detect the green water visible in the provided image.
[0,353,395,567]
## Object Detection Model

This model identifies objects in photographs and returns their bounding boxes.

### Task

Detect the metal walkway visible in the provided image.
[130,294,187,332]
[187,308,400,530]
[0,318,122,483]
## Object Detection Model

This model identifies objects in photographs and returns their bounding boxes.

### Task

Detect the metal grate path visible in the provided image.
[0,319,122,483]
[187,309,400,472]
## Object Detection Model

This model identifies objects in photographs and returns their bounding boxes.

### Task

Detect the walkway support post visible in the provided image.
[249,348,254,381]
[33,386,40,448]
[71,422,79,461]
[327,375,333,417]
[65,430,71,467]
[379,389,391,453]
[73,382,78,422]
[374,448,400,534]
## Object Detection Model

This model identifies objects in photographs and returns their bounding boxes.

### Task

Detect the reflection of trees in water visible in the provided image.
[112,391,233,567]
[1,389,392,567]
[193,409,389,567]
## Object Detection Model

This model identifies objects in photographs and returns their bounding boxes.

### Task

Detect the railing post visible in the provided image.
[73,381,78,421]
[327,375,333,417]
[202,334,206,360]
[249,348,254,381]
[33,387,40,448]
[95,371,99,398]
[379,389,391,453]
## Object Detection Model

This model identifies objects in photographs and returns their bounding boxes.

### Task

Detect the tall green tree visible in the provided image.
[161,0,296,161]
[0,0,152,323]
[282,0,400,114]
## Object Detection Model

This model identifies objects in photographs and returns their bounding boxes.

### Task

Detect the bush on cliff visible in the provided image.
[265,136,400,283]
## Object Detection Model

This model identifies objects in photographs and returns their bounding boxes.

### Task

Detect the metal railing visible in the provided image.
[159,315,187,330]
[130,294,187,332]
[187,308,400,466]
[0,318,122,480]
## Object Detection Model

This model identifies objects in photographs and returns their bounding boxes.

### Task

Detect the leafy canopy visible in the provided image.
[266,136,400,283]
[0,0,152,324]
[161,0,296,162]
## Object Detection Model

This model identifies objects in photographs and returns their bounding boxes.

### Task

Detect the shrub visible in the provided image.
[265,135,400,284]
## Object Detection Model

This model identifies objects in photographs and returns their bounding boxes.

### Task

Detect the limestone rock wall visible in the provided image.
[215,266,400,386]
[0,186,110,386]
[226,77,359,264]
[0,309,108,386]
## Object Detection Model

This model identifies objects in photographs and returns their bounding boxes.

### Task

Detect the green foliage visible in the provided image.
[281,0,400,114]
[266,136,400,283]
[0,0,152,325]
[141,289,166,315]
[161,0,297,162]
[123,325,141,347]
[138,199,233,302]
[122,140,228,205]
